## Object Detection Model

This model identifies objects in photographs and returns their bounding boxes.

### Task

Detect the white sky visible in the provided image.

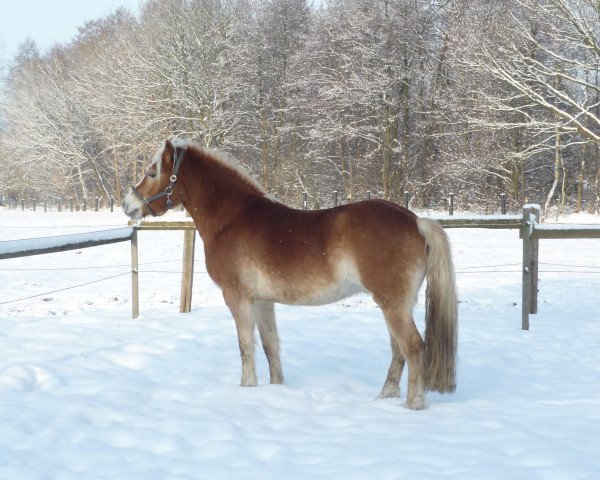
[0,0,142,62]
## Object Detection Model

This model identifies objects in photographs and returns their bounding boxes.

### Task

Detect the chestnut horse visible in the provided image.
[123,140,458,409]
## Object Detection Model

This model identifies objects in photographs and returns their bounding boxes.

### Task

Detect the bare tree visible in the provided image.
[458,0,600,213]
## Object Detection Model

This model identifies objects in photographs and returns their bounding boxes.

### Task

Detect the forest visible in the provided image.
[0,0,598,214]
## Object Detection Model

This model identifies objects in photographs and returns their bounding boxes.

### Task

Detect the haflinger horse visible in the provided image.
[123,139,458,409]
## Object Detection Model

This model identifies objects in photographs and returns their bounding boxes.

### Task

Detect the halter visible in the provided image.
[131,146,186,216]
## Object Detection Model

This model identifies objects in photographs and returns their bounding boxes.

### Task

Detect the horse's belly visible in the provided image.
[292,277,366,306]
[252,263,365,306]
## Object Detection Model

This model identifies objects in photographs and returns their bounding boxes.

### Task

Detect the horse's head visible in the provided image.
[123,140,185,220]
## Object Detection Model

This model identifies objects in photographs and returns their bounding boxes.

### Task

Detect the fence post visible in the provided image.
[180,224,195,314]
[449,193,455,215]
[530,205,540,316]
[95,197,99,212]
[110,198,114,212]
[131,228,139,319]
[366,191,371,200]
[521,204,540,330]
[21,199,25,211]
[82,198,87,212]
[69,198,74,212]
[303,192,308,210]
[404,191,410,209]
[58,199,62,212]
[333,190,338,208]
[500,193,507,215]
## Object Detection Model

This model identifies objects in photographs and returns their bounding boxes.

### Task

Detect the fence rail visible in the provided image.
[0,227,134,260]
[3,206,599,329]
[427,215,522,229]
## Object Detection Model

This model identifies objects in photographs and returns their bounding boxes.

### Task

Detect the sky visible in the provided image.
[0,0,142,63]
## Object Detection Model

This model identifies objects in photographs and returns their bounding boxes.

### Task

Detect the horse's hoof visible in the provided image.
[405,398,426,410]
[377,384,400,399]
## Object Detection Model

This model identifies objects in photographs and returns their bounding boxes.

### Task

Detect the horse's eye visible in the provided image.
[148,171,157,178]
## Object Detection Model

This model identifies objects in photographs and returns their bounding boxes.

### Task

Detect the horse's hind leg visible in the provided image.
[379,305,426,409]
[223,290,257,387]
[378,332,406,399]
[255,301,284,384]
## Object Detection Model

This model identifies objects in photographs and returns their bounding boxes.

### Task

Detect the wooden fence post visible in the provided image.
[521,204,540,330]
[180,225,195,314]
[333,190,338,207]
[500,193,507,215]
[303,192,308,210]
[449,193,455,215]
[131,228,139,319]
[404,191,410,209]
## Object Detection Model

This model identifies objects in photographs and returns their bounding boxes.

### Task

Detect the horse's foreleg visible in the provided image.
[255,301,284,385]
[224,291,257,387]
[378,332,406,399]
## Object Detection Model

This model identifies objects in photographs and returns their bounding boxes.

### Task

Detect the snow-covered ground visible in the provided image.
[1,209,599,479]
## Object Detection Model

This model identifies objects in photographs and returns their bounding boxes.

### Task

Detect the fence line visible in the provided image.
[4,190,511,215]
[2,206,599,328]
[0,227,139,319]
[135,208,600,331]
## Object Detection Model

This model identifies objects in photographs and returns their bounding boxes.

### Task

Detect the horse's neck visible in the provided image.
[180,157,264,240]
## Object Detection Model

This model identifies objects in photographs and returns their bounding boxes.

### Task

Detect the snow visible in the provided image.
[1,209,599,479]
[535,223,600,232]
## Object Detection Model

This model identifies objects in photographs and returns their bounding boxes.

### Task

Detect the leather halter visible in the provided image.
[131,146,186,216]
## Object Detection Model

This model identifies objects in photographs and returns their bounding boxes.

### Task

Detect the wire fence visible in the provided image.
[2,257,599,307]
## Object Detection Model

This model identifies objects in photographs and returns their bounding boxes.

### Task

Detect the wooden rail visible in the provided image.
[0,227,134,260]
[428,215,522,229]
[531,224,600,239]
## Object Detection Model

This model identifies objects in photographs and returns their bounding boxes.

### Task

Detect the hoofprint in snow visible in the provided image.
[0,209,599,479]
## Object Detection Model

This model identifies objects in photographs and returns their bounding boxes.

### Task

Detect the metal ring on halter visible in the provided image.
[165,186,174,196]
[170,175,177,183]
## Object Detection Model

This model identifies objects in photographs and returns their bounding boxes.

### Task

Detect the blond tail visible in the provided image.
[416,218,458,393]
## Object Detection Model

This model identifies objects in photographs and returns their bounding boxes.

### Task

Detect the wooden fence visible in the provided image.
[2,205,598,328]
[521,204,600,330]
[0,227,140,319]
[135,205,600,330]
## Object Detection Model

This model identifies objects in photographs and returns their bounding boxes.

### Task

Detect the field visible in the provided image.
[1,210,599,479]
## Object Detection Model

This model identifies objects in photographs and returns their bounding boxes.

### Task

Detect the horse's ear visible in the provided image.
[163,140,175,166]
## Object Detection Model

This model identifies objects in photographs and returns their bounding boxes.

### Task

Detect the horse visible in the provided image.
[123,139,458,409]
